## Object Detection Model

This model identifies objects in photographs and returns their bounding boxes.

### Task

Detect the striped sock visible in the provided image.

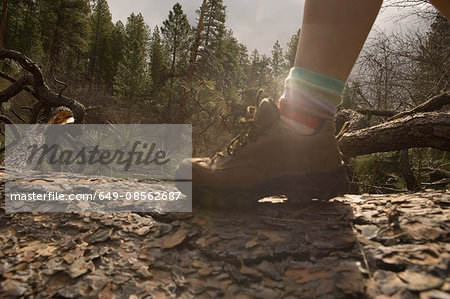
[278,67,345,129]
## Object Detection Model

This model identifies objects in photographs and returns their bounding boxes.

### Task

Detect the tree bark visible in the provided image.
[0,75,32,102]
[400,149,417,191]
[335,109,369,134]
[0,0,8,48]
[338,112,450,158]
[188,0,207,78]
[0,71,36,96]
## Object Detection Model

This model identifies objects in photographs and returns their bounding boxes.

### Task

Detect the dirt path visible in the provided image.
[1,178,449,298]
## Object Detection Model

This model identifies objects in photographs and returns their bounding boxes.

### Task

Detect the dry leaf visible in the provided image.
[161,229,189,249]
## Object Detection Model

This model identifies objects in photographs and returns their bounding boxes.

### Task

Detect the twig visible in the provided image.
[30,102,44,123]
[388,92,450,121]
[283,203,322,220]
[421,178,450,186]
[261,216,341,224]
[53,76,67,97]
[350,182,405,193]
[10,107,28,124]
[86,105,103,111]
[357,109,398,117]
[0,114,13,124]
[20,106,34,111]
[350,223,372,277]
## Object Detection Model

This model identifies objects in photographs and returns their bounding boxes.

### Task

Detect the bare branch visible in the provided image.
[0,71,36,96]
[0,114,13,124]
[53,76,67,97]
[0,75,32,103]
[389,92,450,120]
[0,49,86,123]
[357,109,398,117]
[10,107,28,124]
[30,102,47,124]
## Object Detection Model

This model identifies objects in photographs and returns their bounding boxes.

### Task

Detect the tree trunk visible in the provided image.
[188,0,207,78]
[400,149,417,191]
[0,0,8,48]
[338,112,450,158]
[89,13,101,87]
[48,3,64,75]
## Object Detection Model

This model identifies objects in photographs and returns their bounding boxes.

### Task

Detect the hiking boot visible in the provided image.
[175,98,349,209]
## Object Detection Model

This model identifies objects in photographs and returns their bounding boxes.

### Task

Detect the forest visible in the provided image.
[0,1,449,297]
[0,0,449,193]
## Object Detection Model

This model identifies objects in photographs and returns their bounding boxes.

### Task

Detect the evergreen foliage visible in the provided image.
[113,12,150,121]
[285,28,300,68]
[88,0,114,86]
[39,0,90,73]
[149,26,167,90]
[161,3,191,78]
[270,40,285,99]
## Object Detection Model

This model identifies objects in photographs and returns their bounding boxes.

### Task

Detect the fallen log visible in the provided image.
[338,112,450,158]
[0,49,86,123]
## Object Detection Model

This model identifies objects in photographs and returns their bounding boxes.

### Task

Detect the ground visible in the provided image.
[0,170,449,298]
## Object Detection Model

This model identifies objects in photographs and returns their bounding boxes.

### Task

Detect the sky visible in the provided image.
[107,0,429,56]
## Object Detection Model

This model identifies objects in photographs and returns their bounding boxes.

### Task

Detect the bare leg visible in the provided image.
[295,0,383,82]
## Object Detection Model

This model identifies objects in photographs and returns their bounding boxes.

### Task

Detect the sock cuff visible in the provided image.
[278,96,335,121]
[287,67,345,95]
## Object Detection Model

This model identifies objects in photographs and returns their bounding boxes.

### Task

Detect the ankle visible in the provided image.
[279,67,344,129]
[278,97,323,130]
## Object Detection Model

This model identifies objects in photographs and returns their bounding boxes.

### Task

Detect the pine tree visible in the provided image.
[88,0,114,85]
[3,0,43,60]
[236,43,249,93]
[414,13,450,98]
[214,29,241,89]
[192,0,227,78]
[39,0,90,74]
[248,49,270,90]
[114,13,150,120]
[285,28,301,68]
[149,26,167,90]
[109,20,126,89]
[189,0,207,77]
[248,49,260,86]
[201,0,226,50]
[270,40,284,99]
[161,3,191,78]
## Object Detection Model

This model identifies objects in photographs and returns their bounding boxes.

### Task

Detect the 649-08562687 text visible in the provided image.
[8,191,182,201]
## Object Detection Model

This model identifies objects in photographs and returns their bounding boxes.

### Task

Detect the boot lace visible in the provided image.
[211,90,269,160]
[226,116,267,155]
[210,107,267,162]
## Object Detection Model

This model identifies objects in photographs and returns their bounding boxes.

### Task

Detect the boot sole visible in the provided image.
[175,164,349,210]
